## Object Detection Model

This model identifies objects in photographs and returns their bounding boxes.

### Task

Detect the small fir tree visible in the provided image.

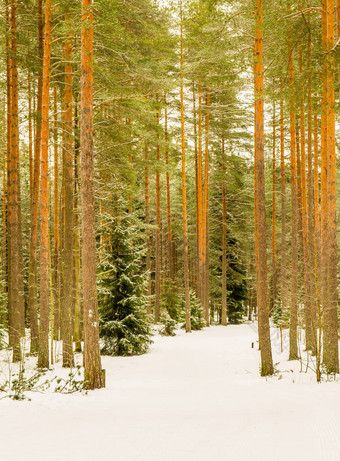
[98,214,152,356]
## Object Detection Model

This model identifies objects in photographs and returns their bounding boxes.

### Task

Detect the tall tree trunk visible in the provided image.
[202,89,210,325]
[28,0,43,354]
[254,0,273,375]
[192,82,199,293]
[8,0,24,361]
[221,138,227,326]
[11,0,25,340]
[313,102,321,272]
[197,79,203,305]
[307,31,317,354]
[280,96,287,325]
[53,86,60,340]
[180,3,191,333]
[73,93,82,353]
[145,144,152,315]
[28,71,33,205]
[81,0,104,389]
[37,0,52,369]
[322,0,339,372]
[5,0,11,344]
[62,14,75,368]
[271,105,277,314]
[298,50,312,351]
[154,107,161,323]
[288,40,299,360]
[2,114,7,300]
[164,95,174,280]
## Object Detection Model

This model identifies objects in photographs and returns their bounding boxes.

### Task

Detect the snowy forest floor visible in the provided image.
[2,323,340,461]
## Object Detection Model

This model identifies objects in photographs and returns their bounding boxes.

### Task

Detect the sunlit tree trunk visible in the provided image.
[202,89,210,325]
[37,0,52,369]
[322,0,338,373]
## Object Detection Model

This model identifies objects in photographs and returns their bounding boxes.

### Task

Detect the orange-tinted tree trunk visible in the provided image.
[322,0,338,373]
[38,0,52,369]
[203,89,210,324]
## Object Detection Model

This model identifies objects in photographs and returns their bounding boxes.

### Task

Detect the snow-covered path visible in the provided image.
[2,324,340,461]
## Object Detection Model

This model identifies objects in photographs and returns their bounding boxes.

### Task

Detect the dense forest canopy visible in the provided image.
[0,0,339,388]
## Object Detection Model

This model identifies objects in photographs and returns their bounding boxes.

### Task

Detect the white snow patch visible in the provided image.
[1,324,340,461]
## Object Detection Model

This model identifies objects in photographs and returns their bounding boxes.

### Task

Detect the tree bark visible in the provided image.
[28,0,43,354]
[154,107,161,323]
[298,50,312,351]
[221,138,227,326]
[73,93,82,353]
[81,0,104,389]
[254,0,273,375]
[288,41,299,360]
[271,105,277,314]
[37,0,52,369]
[279,96,287,325]
[180,3,191,332]
[62,14,75,368]
[145,144,152,315]
[322,0,339,373]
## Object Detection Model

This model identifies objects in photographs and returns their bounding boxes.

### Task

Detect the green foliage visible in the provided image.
[160,279,185,322]
[159,314,177,336]
[54,366,86,394]
[98,211,153,357]
[0,365,50,401]
[181,291,205,331]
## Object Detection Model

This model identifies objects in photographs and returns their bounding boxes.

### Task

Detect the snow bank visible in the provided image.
[1,324,339,461]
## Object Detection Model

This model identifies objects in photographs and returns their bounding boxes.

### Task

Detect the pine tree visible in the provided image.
[99,212,152,356]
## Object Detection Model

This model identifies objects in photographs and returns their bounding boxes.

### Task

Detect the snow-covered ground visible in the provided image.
[1,323,340,461]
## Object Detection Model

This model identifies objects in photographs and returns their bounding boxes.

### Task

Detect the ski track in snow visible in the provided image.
[1,323,340,461]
